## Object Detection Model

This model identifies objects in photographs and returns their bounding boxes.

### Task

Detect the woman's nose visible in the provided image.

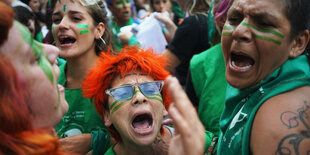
[43,43,60,65]
[131,87,148,105]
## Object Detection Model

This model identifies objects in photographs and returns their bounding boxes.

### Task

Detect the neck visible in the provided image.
[114,18,129,27]
[65,48,99,89]
[114,127,172,155]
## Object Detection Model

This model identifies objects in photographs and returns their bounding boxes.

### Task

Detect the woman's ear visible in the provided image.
[103,110,112,127]
[289,30,310,58]
[95,22,105,39]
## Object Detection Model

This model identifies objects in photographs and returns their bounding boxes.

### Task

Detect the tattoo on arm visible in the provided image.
[276,101,310,155]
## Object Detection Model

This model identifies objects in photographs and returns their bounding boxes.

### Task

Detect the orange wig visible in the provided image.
[82,46,171,141]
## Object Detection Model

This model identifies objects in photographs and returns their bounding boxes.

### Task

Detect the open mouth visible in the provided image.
[131,113,154,135]
[230,53,255,72]
[123,11,130,17]
[59,36,76,46]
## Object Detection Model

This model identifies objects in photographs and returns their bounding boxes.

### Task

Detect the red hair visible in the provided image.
[0,1,14,46]
[82,46,171,141]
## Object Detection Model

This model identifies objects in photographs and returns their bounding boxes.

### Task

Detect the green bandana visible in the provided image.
[218,55,310,154]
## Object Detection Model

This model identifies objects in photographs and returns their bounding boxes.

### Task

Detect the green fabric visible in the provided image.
[207,1,217,45]
[35,31,43,43]
[217,55,310,155]
[91,128,111,155]
[110,17,139,52]
[105,146,116,155]
[57,57,66,67]
[55,63,109,152]
[171,1,184,18]
[190,43,226,138]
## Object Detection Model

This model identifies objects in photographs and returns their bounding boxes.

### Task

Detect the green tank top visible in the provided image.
[217,55,310,154]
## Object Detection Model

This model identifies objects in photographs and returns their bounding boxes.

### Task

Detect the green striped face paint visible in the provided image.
[63,5,66,12]
[15,21,54,84]
[222,23,284,45]
[77,24,90,34]
[240,22,284,45]
[222,25,235,36]
[51,25,55,35]
[109,90,163,114]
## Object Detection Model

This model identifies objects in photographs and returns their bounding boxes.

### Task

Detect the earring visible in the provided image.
[100,37,106,46]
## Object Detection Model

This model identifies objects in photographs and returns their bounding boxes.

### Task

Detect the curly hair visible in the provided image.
[82,46,171,141]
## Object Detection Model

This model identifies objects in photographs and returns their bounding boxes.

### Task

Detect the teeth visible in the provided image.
[232,60,252,70]
[134,124,151,131]
[59,36,68,39]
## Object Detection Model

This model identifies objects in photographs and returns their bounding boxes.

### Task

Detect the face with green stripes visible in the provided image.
[0,21,68,128]
[221,0,297,89]
[52,0,100,58]
[104,74,166,146]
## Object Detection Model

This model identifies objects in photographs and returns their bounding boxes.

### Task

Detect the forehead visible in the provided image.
[230,0,285,16]
[111,74,155,88]
[54,0,86,11]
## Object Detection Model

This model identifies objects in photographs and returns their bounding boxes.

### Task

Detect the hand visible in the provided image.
[59,133,91,154]
[155,13,177,37]
[165,76,205,155]
[118,31,133,45]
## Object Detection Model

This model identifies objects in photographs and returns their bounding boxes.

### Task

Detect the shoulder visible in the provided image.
[251,86,310,154]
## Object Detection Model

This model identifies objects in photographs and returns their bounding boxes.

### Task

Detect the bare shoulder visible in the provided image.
[250,86,310,155]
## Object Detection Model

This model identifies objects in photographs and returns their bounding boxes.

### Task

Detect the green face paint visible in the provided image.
[63,5,66,12]
[77,24,89,28]
[15,21,54,84]
[240,22,284,38]
[115,0,130,7]
[51,25,55,35]
[77,24,90,34]
[222,22,284,45]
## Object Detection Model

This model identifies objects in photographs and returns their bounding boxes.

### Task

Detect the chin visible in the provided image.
[226,75,255,89]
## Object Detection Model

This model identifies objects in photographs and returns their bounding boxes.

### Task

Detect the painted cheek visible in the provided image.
[33,41,55,84]
[240,22,284,45]
[52,25,55,36]
[15,21,55,84]
[110,100,129,114]
[77,24,90,34]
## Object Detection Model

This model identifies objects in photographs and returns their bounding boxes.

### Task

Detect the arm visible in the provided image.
[163,49,181,73]
[251,86,310,154]
[165,76,206,155]
[59,133,91,154]
[155,13,177,38]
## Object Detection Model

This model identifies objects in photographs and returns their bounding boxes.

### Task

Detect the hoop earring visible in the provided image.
[100,37,106,46]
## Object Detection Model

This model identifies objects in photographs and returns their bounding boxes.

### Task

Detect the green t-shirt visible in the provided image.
[105,146,116,155]
[190,44,226,137]
[110,17,140,52]
[218,55,310,154]
[55,63,106,137]
[190,44,226,152]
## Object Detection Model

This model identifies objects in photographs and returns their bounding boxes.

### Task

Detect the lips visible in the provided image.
[229,52,255,72]
[131,112,154,135]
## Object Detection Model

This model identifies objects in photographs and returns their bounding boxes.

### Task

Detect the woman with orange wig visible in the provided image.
[82,46,173,154]
[0,1,68,154]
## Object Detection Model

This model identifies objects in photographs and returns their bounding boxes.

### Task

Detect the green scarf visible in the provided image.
[218,55,310,155]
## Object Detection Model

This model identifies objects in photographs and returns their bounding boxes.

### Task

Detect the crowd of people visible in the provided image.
[0,0,310,154]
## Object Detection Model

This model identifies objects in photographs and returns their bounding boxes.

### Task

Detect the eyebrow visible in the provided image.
[53,10,83,16]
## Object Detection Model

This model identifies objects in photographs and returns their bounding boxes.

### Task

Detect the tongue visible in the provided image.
[233,55,253,67]
[133,120,149,129]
